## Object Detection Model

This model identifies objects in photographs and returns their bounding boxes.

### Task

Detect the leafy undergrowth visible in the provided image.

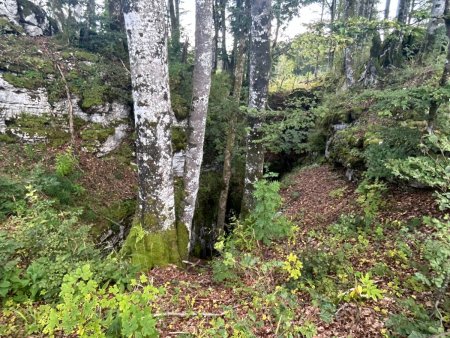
[141,165,447,337]
[1,161,448,337]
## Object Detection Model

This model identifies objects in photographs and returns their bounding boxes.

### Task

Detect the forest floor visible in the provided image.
[148,164,443,337]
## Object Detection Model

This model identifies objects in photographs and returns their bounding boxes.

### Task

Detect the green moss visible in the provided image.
[171,126,187,152]
[172,93,190,120]
[81,84,108,109]
[80,124,115,143]
[328,126,366,168]
[0,18,24,35]
[0,133,19,144]
[9,114,70,146]
[121,221,182,270]
[3,71,45,89]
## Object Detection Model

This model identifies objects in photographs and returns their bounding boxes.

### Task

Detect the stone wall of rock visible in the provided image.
[0,0,106,36]
[0,74,130,155]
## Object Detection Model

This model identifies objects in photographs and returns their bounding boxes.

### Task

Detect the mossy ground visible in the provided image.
[0,35,131,109]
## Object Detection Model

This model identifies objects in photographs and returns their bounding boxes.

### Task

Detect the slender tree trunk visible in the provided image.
[213,0,220,72]
[328,0,337,70]
[384,0,391,19]
[220,0,229,71]
[314,0,326,78]
[216,34,247,232]
[343,0,356,90]
[123,0,182,268]
[397,0,411,24]
[424,0,446,52]
[428,0,450,131]
[181,0,214,248]
[241,0,272,214]
[408,0,415,24]
[272,16,281,50]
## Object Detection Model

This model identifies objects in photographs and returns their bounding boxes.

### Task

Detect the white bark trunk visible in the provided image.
[124,0,176,231]
[241,0,272,213]
[426,0,446,48]
[181,0,214,248]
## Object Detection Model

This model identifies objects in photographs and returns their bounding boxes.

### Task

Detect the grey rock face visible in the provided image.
[0,74,130,155]
[0,0,19,25]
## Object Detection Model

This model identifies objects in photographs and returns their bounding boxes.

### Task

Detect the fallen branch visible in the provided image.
[154,310,228,318]
[55,62,75,146]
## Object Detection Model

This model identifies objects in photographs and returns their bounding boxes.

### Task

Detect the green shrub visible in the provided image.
[386,298,444,337]
[55,148,78,177]
[36,265,160,337]
[0,176,25,220]
[364,126,422,179]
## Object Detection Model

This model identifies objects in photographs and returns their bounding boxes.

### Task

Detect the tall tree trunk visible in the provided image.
[216,34,247,232]
[241,0,272,214]
[397,0,411,24]
[314,0,326,78]
[272,15,281,50]
[220,0,229,71]
[328,0,337,70]
[213,0,220,72]
[428,0,450,131]
[343,0,356,90]
[384,0,391,19]
[424,0,446,52]
[181,0,214,248]
[123,0,182,268]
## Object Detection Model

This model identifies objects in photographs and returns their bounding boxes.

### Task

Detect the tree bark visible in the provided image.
[397,0,411,24]
[123,0,182,267]
[384,0,391,19]
[220,0,229,71]
[181,0,214,249]
[343,0,356,90]
[428,0,450,131]
[216,34,247,232]
[425,0,446,52]
[241,0,272,214]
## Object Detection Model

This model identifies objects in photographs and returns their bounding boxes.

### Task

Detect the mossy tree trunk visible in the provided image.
[216,32,248,233]
[342,0,356,90]
[428,0,450,131]
[123,0,184,268]
[241,0,272,214]
[181,0,214,250]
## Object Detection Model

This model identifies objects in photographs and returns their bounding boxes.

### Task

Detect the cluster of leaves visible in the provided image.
[35,265,160,337]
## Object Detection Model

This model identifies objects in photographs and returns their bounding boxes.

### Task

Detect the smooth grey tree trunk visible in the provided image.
[241,0,272,214]
[123,0,182,268]
[384,0,391,19]
[397,0,411,24]
[181,0,214,249]
[425,0,446,51]
[343,0,356,90]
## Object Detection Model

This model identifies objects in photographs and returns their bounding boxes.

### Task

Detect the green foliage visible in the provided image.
[387,132,450,210]
[260,97,317,155]
[282,253,303,281]
[248,179,293,244]
[36,265,160,337]
[1,186,135,301]
[338,273,384,302]
[386,298,444,337]
[356,179,387,224]
[0,233,29,302]
[55,147,78,177]
[414,217,450,289]
[364,127,422,179]
[0,176,25,220]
